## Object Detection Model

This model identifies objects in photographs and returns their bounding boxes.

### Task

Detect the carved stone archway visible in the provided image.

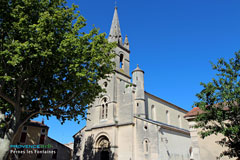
[96,136,110,160]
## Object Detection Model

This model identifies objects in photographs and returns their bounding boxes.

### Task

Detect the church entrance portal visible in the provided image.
[96,136,111,160]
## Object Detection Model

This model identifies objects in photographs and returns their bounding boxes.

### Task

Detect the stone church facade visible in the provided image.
[73,7,191,160]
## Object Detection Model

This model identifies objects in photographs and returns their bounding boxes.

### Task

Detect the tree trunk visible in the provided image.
[0,112,18,160]
[0,122,19,160]
[0,134,11,160]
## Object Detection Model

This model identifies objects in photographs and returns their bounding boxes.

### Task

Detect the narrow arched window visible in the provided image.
[145,140,148,152]
[100,97,108,120]
[120,54,124,69]
[166,110,170,124]
[101,104,105,119]
[105,104,108,118]
[178,115,182,128]
[143,139,149,154]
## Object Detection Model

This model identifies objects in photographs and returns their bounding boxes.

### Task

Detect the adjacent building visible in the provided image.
[73,6,191,160]
[11,120,72,160]
[184,107,236,160]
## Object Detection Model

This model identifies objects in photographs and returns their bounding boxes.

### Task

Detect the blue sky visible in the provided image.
[34,0,240,144]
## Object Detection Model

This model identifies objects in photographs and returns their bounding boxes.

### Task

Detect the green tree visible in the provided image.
[0,0,115,159]
[194,52,240,159]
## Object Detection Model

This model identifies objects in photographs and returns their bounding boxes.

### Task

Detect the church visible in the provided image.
[73,6,191,160]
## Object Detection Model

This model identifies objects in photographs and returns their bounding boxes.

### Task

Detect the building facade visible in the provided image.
[184,107,236,160]
[11,120,72,160]
[73,7,191,160]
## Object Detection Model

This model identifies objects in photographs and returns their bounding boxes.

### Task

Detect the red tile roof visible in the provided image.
[27,120,49,128]
[184,107,204,118]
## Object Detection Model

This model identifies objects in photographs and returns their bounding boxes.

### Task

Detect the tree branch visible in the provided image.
[52,92,77,110]
[0,91,17,108]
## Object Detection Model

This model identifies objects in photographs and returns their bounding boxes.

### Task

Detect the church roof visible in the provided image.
[48,137,72,151]
[135,116,190,135]
[108,7,122,43]
[145,91,188,113]
[73,126,86,138]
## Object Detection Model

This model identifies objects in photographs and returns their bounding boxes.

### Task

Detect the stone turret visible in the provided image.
[132,65,145,118]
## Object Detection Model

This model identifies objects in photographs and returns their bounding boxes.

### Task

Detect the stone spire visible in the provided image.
[108,7,122,44]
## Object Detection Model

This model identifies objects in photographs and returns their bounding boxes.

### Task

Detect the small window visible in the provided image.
[105,104,108,118]
[120,54,124,69]
[178,115,182,128]
[166,110,170,124]
[101,105,105,119]
[143,139,149,154]
[100,97,108,120]
[39,134,45,144]
[52,149,58,159]
[144,125,148,130]
[103,82,108,88]
[20,132,27,143]
[137,103,139,107]
[41,129,45,134]
[145,141,148,152]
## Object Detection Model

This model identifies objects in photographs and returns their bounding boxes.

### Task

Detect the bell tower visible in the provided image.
[86,6,133,131]
[108,7,130,77]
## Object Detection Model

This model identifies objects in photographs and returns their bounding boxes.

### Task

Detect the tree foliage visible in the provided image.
[0,0,115,156]
[194,52,240,158]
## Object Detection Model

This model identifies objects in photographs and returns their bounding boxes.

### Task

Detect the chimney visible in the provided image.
[42,118,44,124]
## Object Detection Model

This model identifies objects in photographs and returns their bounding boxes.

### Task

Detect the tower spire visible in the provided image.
[108,6,122,44]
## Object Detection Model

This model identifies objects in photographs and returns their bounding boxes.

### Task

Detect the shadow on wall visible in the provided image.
[83,136,115,160]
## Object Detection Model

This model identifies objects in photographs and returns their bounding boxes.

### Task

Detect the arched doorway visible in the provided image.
[100,150,109,160]
[96,136,110,160]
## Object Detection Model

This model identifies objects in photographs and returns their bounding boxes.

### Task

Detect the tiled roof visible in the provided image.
[27,120,49,128]
[48,137,72,151]
[184,107,204,118]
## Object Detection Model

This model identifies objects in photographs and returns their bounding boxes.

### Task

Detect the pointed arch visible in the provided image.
[96,136,110,150]
[100,97,109,120]
[98,95,110,104]
[119,53,124,69]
